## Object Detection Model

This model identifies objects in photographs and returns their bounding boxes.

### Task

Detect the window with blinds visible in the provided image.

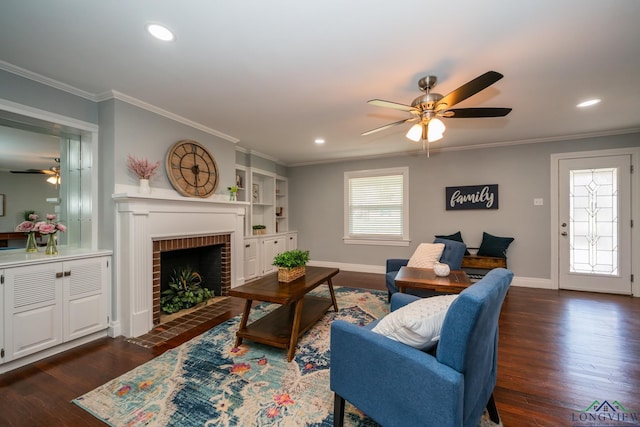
[344,167,409,246]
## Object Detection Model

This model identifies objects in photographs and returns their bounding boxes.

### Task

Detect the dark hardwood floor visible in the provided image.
[0,271,638,426]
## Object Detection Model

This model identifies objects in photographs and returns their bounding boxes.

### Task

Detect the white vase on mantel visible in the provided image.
[139,178,151,194]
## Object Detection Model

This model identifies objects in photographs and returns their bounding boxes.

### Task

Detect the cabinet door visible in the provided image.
[64,257,110,341]
[4,263,63,361]
[244,239,259,280]
[286,233,298,251]
[262,237,287,275]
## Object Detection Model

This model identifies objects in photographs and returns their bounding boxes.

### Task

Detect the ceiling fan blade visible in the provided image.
[361,118,417,136]
[10,169,48,174]
[435,71,504,110]
[444,107,512,118]
[367,99,418,113]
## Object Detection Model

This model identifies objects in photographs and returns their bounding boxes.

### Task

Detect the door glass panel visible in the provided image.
[569,168,618,275]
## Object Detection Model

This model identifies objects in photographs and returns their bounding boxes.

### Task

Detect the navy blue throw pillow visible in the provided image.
[477,232,514,258]
[435,231,470,255]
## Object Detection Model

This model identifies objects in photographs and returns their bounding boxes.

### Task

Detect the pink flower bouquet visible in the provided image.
[34,214,66,235]
[16,213,40,233]
[127,154,160,180]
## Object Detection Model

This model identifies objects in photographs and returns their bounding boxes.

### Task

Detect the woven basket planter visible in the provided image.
[253,229,267,235]
[278,266,305,283]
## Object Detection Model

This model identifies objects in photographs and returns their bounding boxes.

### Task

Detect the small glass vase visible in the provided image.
[25,232,38,253]
[45,234,58,255]
[229,192,236,201]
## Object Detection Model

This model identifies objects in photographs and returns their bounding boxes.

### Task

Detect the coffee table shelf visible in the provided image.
[235,296,333,348]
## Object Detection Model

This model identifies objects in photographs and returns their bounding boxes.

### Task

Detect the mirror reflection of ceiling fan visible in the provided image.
[362,71,512,156]
[10,157,61,186]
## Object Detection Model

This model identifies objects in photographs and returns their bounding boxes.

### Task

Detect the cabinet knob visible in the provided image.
[56,272,63,278]
[245,244,250,248]
[64,271,71,276]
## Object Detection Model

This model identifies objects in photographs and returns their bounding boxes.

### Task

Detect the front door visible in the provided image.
[557,154,632,294]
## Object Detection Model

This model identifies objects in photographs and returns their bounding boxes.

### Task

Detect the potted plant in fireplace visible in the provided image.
[160,266,214,314]
[273,249,310,283]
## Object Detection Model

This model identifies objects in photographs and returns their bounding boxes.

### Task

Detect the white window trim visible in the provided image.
[343,167,410,246]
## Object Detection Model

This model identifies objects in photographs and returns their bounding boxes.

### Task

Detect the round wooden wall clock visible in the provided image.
[166,140,219,197]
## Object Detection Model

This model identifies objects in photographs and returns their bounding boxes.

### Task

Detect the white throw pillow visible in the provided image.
[371,294,458,350]
[407,243,445,269]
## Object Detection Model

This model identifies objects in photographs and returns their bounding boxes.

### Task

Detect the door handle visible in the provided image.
[561,232,568,237]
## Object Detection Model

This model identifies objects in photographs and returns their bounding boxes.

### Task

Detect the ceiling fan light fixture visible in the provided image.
[46,175,60,185]
[406,123,423,142]
[427,118,445,142]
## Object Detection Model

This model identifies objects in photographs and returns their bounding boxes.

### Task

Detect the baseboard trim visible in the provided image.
[308,260,552,289]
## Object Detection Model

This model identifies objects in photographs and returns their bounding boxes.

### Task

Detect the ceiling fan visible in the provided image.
[10,157,61,186]
[362,71,512,155]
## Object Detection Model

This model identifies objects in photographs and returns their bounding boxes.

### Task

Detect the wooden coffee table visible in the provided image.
[394,266,471,294]
[229,266,339,362]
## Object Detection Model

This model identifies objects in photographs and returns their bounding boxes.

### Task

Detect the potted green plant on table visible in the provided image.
[273,249,310,283]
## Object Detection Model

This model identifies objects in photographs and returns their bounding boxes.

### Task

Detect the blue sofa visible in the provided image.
[331,268,513,427]
[386,238,468,300]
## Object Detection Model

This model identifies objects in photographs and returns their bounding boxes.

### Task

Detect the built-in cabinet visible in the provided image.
[235,166,289,236]
[0,253,110,372]
[242,232,298,281]
[235,166,298,282]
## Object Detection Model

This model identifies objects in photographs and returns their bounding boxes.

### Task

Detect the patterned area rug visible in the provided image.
[73,286,501,426]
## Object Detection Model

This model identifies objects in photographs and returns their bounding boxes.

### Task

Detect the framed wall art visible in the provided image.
[0,194,5,216]
[445,184,499,210]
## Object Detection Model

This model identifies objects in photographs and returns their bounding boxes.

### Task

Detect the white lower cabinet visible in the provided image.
[1,255,110,364]
[286,233,298,251]
[262,236,287,275]
[244,232,297,281]
[244,238,259,281]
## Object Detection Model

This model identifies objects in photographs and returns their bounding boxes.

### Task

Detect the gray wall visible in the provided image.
[110,100,238,191]
[288,133,639,279]
[92,98,242,251]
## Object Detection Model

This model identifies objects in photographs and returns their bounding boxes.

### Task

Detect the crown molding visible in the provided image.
[97,90,239,144]
[0,60,96,101]
[437,127,640,153]
[0,61,240,143]
[287,127,640,167]
[235,145,284,165]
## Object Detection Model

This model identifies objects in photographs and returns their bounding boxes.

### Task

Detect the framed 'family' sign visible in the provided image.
[446,184,499,210]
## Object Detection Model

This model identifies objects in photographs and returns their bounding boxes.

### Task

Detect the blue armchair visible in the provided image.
[331,268,513,427]
[386,238,468,300]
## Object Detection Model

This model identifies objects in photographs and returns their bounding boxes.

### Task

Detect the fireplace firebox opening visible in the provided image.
[152,234,231,326]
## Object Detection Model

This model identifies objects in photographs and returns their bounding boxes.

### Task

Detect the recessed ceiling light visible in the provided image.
[146,23,175,42]
[577,99,601,108]
[314,138,325,144]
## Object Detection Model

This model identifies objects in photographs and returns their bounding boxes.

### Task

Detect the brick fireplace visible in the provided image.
[113,191,247,338]
[152,233,231,326]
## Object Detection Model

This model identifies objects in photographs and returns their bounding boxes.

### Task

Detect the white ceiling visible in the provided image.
[1,0,639,167]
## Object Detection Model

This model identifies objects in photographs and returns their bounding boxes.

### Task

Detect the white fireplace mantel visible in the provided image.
[112,192,248,338]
